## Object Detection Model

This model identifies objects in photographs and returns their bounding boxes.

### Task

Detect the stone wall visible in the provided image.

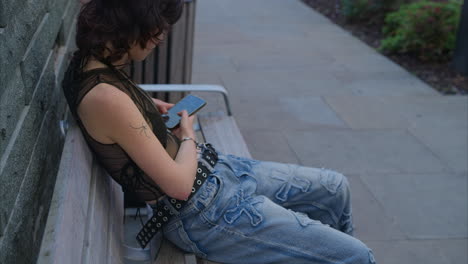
[0,0,81,263]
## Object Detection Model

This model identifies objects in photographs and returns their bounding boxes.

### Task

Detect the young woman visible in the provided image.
[62,0,377,263]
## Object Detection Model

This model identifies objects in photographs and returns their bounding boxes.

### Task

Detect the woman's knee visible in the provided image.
[350,242,377,264]
[320,169,351,198]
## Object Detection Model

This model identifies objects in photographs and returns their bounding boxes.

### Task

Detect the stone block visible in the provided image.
[0,0,48,90]
[0,108,63,264]
[21,14,61,104]
[0,0,7,27]
[0,68,25,156]
[58,0,79,46]
[55,19,78,90]
[0,0,29,27]
[0,52,54,235]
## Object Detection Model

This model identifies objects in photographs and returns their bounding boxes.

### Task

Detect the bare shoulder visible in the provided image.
[77,83,135,144]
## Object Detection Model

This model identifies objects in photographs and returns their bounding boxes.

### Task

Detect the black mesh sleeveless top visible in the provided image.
[62,55,181,203]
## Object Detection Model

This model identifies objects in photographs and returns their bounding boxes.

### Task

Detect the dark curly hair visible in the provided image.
[74,0,184,65]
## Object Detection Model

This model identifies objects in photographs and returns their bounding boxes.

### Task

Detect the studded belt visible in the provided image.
[136,143,219,249]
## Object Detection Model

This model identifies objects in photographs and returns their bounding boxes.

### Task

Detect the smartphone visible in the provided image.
[163,94,206,129]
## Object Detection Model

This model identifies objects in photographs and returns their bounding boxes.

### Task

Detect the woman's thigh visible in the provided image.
[163,157,375,264]
[219,153,354,233]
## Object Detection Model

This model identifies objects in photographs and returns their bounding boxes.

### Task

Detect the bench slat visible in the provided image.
[108,175,125,264]
[198,113,252,158]
[83,161,112,263]
[184,254,198,264]
[37,124,94,264]
[83,160,110,264]
[38,123,125,264]
[154,240,191,264]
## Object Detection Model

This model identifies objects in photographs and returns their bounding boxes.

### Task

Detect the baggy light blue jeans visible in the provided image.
[157,152,377,264]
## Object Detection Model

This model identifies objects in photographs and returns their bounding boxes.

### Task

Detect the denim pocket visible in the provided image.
[194,174,223,216]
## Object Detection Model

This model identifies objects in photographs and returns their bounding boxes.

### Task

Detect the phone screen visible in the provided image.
[164,95,206,129]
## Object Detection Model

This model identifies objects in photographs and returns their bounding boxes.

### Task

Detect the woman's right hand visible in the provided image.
[171,110,196,140]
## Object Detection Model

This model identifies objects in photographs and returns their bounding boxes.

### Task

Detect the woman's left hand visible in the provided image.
[151,98,175,114]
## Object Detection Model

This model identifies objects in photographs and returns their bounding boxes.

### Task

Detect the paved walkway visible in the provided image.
[191,0,468,263]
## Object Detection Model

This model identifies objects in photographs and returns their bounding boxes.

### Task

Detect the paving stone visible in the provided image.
[360,172,467,239]
[219,70,354,100]
[346,175,406,241]
[192,53,238,74]
[231,96,348,132]
[409,124,467,174]
[241,129,301,164]
[194,22,252,47]
[324,96,409,129]
[366,239,462,264]
[435,239,468,264]
[278,96,347,127]
[389,96,468,129]
[325,95,466,132]
[198,0,329,24]
[347,78,437,96]
[285,129,448,175]
[232,51,334,73]
[331,50,407,73]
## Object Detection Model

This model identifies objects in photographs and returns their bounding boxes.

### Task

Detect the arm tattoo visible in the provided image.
[129,122,150,138]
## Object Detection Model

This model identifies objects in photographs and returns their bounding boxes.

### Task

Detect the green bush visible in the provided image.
[379,0,462,62]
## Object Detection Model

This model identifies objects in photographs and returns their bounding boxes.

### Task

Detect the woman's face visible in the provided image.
[128,32,165,61]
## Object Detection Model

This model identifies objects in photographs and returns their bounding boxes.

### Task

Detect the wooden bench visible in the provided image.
[37,84,251,264]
